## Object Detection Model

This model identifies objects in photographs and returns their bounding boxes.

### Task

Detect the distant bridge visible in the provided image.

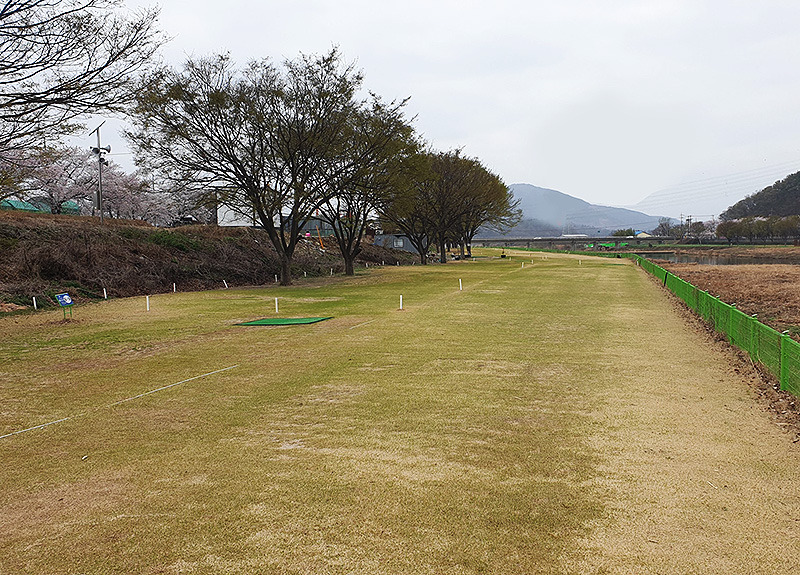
[472,236,679,251]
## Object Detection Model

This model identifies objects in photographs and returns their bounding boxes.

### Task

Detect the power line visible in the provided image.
[633,159,800,210]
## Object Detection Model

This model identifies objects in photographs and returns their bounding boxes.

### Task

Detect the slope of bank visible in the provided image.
[0,212,414,309]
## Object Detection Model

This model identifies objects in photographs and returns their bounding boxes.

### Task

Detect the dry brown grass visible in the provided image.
[3,253,800,573]
[662,263,800,332]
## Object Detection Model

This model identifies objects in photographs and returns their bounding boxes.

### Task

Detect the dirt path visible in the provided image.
[563,263,800,573]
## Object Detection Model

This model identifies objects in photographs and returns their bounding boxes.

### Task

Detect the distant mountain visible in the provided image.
[720,171,800,220]
[485,184,668,237]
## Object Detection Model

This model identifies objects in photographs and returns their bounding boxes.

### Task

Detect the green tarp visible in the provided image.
[236,317,332,326]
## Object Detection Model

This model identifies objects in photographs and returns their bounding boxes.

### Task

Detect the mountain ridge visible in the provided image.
[489,183,669,237]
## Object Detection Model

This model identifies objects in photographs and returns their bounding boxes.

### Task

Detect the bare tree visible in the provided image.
[128,50,383,284]
[317,101,417,275]
[453,165,519,257]
[652,217,674,237]
[378,152,438,264]
[0,0,162,156]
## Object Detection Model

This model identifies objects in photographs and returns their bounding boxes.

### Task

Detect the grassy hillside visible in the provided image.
[0,211,413,309]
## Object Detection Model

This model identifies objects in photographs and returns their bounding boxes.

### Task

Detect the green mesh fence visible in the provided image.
[632,255,800,397]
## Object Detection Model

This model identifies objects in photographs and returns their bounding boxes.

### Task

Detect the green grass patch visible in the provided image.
[147,229,203,251]
[236,316,332,326]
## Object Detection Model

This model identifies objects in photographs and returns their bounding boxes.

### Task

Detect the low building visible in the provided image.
[373,234,416,253]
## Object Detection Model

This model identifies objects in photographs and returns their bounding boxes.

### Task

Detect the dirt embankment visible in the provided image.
[0,211,414,308]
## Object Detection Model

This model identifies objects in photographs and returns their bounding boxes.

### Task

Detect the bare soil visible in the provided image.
[645,245,800,334]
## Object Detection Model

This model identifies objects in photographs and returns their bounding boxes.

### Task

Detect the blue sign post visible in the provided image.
[55,292,74,319]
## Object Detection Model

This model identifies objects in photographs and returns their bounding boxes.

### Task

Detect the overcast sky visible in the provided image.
[96,0,800,218]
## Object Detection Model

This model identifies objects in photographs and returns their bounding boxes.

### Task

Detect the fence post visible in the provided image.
[749,314,758,362]
[781,332,790,391]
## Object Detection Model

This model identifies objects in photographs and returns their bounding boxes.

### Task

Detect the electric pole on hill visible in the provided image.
[89,122,110,224]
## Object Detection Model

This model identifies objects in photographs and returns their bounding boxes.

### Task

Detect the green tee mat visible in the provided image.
[236,317,332,326]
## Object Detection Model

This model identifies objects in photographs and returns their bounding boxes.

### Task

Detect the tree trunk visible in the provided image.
[344,254,355,276]
[439,237,447,263]
[279,255,292,285]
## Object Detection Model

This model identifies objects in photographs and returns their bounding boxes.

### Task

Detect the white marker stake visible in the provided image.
[304,271,307,278]
[579,259,582,265]
[274,275,278,284]
[400,295,403,310]
[103,288,107,299]
[275,297,279,313]
[382,261,385,266]
[522,262,524,269]
[223,280,228,289]
[366,262,369,268]
[459,279,462,291]
[32,297,37,310]
[173,283,176,293]
[396,261,399,266]
[146,296,150,311]
[330,268,333,276]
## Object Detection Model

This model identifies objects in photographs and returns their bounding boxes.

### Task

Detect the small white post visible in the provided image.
[32,296,37,310]
[173,283,176,293]
[396,261,399,266]
[366,262,369,268]
[382,261,385,266]
[275,297,279,313]
[330,268,333,276]
[103,288,107,299]
[274,275,278,284]
[399,295,403,310]
[459,279,462,291]
[146,295,150,311]
[223,280,228,289]
[579,259,582,265]
[304,271,307,278]
[521,262,524,269]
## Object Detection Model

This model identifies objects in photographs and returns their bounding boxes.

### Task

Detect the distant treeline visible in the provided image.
[716,215,800,243]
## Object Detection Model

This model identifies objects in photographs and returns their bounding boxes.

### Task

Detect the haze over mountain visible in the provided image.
[627,161,800,220]
[490,184,668,238]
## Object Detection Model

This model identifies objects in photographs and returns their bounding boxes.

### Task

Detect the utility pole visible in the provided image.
[90,122,110,224]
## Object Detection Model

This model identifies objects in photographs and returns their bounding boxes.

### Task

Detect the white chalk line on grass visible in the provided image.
[0,365,239,440]
[349,319,378,330]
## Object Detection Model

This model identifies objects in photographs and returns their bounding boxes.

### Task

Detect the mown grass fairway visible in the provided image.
[2,253,800,574]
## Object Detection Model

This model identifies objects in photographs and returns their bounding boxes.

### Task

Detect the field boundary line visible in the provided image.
[0,365,239,440]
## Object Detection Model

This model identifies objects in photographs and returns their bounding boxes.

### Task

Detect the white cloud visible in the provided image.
[106,0,800,214]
